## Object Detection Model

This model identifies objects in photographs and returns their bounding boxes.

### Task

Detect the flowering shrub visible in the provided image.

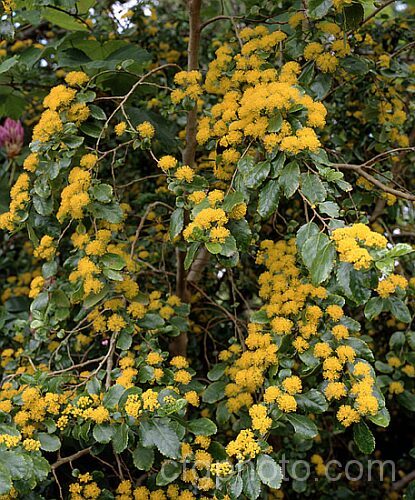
[0,0,414,499]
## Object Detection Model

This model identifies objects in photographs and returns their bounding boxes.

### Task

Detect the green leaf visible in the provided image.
[188,418,217,436]
[0,464,12,496]
[257,180,280,218]
[308,0,332,19]
[90,202,123,223]
[112,423,129,453]
[202,381,226,404]
[344,3,364,29]
[0,451,30,481]
[38,433,61,452]
[83,285,109,308]
[256,454,283,489]
[205,242,222,254]
[341,56,369,75]
[286,414,318,439]
[207,363,227,381]
[101,253,125,270]
[279,161,300,198]
[140,419,181,459]
[300,232,335,284]
[243,462,261,500]
[0,56,18,74]
[138,313,165,329]
[184,243,200,270]
[103,384,125,408]
[353,421,375,454]
[388,298,411,323]
[117,331,132,350]
[93,424,114,444]
[389,331,406,350]
[297,222,319,248]
[344,338,374,362]
[230,474,243,497]
[388,243,413,258]
[132,445,154,471]
[89,104,107,120]
[169,208,184,240]
[92,184,113,203]
[243,160,271,189]
[296,389,328,414]
[223,191,245,212]
[397,391,415,412]
[318,201,339,217]
[268,112,283,132]
[364,297,384,320]
[31,455,51,481]
[156,461,181,486]
[301,173,327,204]
[368,407,390,428]
[270,152,286,178]
[42,7,89,31]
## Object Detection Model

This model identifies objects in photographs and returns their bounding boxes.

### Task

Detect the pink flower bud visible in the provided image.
[0,118,24,158]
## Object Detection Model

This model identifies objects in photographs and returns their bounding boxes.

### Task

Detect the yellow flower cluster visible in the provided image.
[23,152,39,172]
[33,235,56,261]
[65,71,89,87]
[136,121,155,139]
[69,473,101,500]
[29,276,45,298]
[249,404,272,434]
[0,173,30,231]
[331,223,387,270]
[171,70,203,104]
[57,167,91,221]
[191,26,327,180]
[376,274,408,298]
[225,429,261,461]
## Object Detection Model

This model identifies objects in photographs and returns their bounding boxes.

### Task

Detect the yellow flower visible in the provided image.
[107,314,126,332]
[43,85,76,110]
[337,404,360,427]
[115,122,127,136]
[136,121,155,139]
[175,166,195,183]
[65,71,89,86]
[158,155,177,171]
[389,381,404,395]
[184,390,200,406]
[282,375,302,395]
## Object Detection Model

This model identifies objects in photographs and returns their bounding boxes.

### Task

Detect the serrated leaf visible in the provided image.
[38,433,61,452]
[301,173,327,204]
[140,419,181,459]
[300,232,335,284]
[279,161,300,198]
[202,381,226,404]
[132,445,154,471]
[257,180,280,218]
[188,418,217,436]
[169,208,184,240]
[353,421,375,454]
[256,454,283,489]
[286,414,318,439]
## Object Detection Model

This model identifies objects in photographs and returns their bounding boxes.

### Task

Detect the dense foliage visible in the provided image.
[0,0,414,498]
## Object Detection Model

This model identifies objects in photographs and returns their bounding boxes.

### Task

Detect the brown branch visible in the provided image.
[49,356,105,375]
[392,469,415,491]
[51,447,92,470]
[361,0,396,25]
[170,0,202,358]
[186,247,210,283]
[335,163,415,201]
